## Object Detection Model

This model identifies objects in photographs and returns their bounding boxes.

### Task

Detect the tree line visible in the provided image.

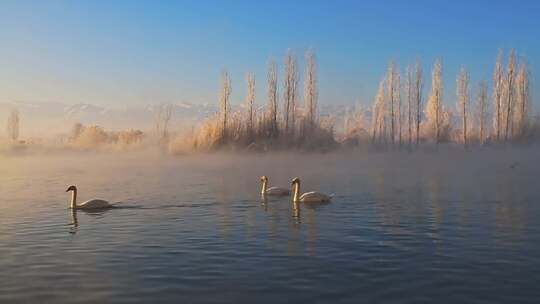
[175,49,336,152]
[345,49,535,149]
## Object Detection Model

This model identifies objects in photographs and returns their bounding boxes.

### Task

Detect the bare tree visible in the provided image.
[219,69,232,141]
[414,59,423,146]
[396,70,402,147]
[154,104,173,144]
[504,49,516,141]
[283,50,298,136]
[405,65,413,148]
[245,72,256,139]
[304,50,318,132]
[492,49,504,141]
[457,66,470,148]
[515,60,530,138]
[267,59,278,137]
[475,81,489,145]
[6,109,20,142]
[425,59,443,145]
[71,122,85,141]
[387,61,397,145]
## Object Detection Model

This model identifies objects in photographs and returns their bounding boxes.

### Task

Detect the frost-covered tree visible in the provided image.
[267,59,279,137]
[304,50,318,132]
[504,49,516,141]
[414,59,423,146]
[371,79,386,144]
[475,81,489,145]
[456,66,470,147]
[492,49,504,141]
[245,72,256,138]
[283,50,298,136]
[425,59,443,145]
[6,109,20,142]
[219,69,231,140]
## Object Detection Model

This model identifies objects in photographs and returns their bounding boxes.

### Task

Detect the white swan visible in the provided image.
[260,176,290,196]
[291,177,332,203]
[66,185,113,210]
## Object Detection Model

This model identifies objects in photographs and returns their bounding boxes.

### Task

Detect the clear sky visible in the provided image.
[0,0,538,108]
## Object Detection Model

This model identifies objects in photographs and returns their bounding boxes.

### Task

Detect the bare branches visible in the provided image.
[283,50,298,136]
[426,59,443,145]
[492,49,504,142]
[476,81,489,145]
[267,59,278,137]
[154,104,173,145]
[304,50,318,132]
[245,72,256,139]
[515,60,530,138]
[405,65,413,148]
[387,61,396,146]
[504,49,516,141]
[457,66,470,148]
[414,59,423,146]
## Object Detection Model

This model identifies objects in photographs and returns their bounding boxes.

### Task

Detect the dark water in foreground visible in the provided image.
[1,150,540,303]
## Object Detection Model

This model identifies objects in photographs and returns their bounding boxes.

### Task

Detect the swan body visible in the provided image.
[260,176,290,196]
[291,178,332,203]
[298,191,332,203]
[77,199,112,209]
[66,185,113,210]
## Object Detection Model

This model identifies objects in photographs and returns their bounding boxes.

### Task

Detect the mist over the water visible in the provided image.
[2,147,540,303]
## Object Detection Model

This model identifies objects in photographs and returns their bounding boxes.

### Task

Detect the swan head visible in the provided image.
[260,176,268,182]
[291,177,300,185]
[66,185,77,192]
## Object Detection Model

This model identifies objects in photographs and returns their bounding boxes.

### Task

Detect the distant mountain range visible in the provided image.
[0,100,351,137]
[0,101,218,137]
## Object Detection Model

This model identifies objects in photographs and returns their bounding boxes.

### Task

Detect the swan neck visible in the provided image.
[261,179,267,194]
[293,182,300,202]
[70,190,77,209]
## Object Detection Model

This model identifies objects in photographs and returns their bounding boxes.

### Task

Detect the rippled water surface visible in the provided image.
[2,150,540,303]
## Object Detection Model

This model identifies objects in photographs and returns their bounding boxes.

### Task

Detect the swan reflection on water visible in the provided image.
[292,200,331,223]
[69,210,78,234]
[67,207,114,235]
[292,201,301,224]
[259,193,331,225]
[260,195,269,211]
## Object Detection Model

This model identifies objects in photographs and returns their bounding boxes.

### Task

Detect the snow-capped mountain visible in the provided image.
[0,100,351,137]
[0,101,218,137]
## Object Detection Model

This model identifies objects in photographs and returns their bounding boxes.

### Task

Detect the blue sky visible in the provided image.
[0,0,538,108]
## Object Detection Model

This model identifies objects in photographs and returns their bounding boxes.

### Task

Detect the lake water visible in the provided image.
[1,150,540,303]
